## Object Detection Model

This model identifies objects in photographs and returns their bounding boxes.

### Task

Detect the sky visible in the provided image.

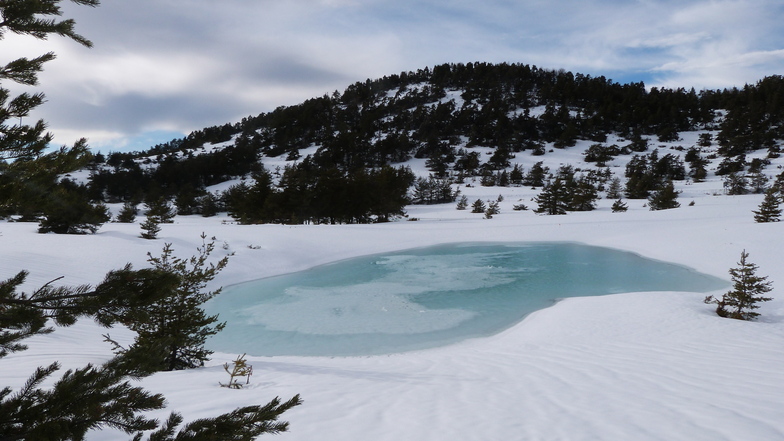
[6,0,784,152]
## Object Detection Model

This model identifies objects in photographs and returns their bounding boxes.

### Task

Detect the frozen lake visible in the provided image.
[205,243,727,356]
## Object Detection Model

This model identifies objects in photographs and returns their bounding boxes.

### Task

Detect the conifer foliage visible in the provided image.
[145,198,177,223]
[647,180,680,211]
[0,265,179,358]
[484,200,500,219]
[116,202,138,223]
[1,249,302,440]
[37,184,110,233]
[534,177,569,215]
[0,359,164,439]
[106,235,229,372]
[0,3,302,438]
[411,175,459,204]
[533,167,599,215]
[0,266,177,438]
[139,215,161,239]
[611,199,628,212]
[753,188,782,222]
[456,195,468,210]
[0,0,109,234]
[704,250,774,320]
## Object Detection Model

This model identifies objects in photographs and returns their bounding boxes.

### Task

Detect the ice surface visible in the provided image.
[205,243,726,356]
[240,282,476,335]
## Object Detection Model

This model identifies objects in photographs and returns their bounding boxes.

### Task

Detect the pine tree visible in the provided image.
[523,161,548,187]
[0,3,302,438]
[534,177,569,215]
[1,257,302,440]
[0,266,176,438]
[471,199,486,213]
[139,215,161,239]
[174,189,200,215]
[605,176,623,199]
[723,172,749,195]
[567,175,598,211]
[484,200,500,218]
[509,164,524,185]
[198,192,219,217]
[648,180,680,210]
[411,175,458,205]
[1,266,179,358]
[690,161,708,182]
[704,250,773,320]
[753,188,782,222]
[583,143,619,166]
[0,0,98,219]
[0,359,165,439]
[479,169,496,186]
[144,197,176,223]
[106,235,229,372]
[747,171,769,194]
[456,195,468,210]
[624,154,653,198]
[0,1,96,161]
[37,185,110,234]
[611,199,628,212]
[136,396,302,441]
[116,201,138,223]
[774,171,784,193]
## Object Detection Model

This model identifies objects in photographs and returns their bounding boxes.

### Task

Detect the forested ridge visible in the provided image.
[9,62,784,227]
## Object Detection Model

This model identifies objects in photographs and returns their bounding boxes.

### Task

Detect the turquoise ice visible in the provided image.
[205,243,727,356]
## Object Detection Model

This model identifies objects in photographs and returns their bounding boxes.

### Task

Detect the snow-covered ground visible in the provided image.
[2,145,784,440]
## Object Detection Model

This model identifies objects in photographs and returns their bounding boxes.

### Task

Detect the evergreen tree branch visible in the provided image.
[0,1,100,47]
[0,267,180,358]
[0,3,302,440]
[0,359,163,441]
[0,53,56,85]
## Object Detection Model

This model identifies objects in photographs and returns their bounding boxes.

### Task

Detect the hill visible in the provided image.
[3,62,784,440]
[70,62,783,226]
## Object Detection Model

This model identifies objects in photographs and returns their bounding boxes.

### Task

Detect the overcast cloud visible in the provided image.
[7,0,784,151]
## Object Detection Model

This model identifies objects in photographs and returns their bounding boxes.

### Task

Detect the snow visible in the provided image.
[2,146,784,440]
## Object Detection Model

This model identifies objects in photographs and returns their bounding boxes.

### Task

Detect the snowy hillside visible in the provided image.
[3,128,784,440]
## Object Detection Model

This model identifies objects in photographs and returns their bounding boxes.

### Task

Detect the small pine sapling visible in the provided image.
[139,216,161,240]
[753,188,782,223]
[456,195,468,210]
[611,199,628,212]
[221,354,253,389]
[484,200,500,219]
[723,173,749,195]
[144,198,176,224]
[605,177,623,199]
[116,202,138,223]
[471,199,486,213]
[704,250,773,320]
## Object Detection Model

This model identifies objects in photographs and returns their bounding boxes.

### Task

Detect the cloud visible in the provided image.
[8,0,784,150]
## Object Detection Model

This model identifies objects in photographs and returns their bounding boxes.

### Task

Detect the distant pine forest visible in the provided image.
[15,62,784,226]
